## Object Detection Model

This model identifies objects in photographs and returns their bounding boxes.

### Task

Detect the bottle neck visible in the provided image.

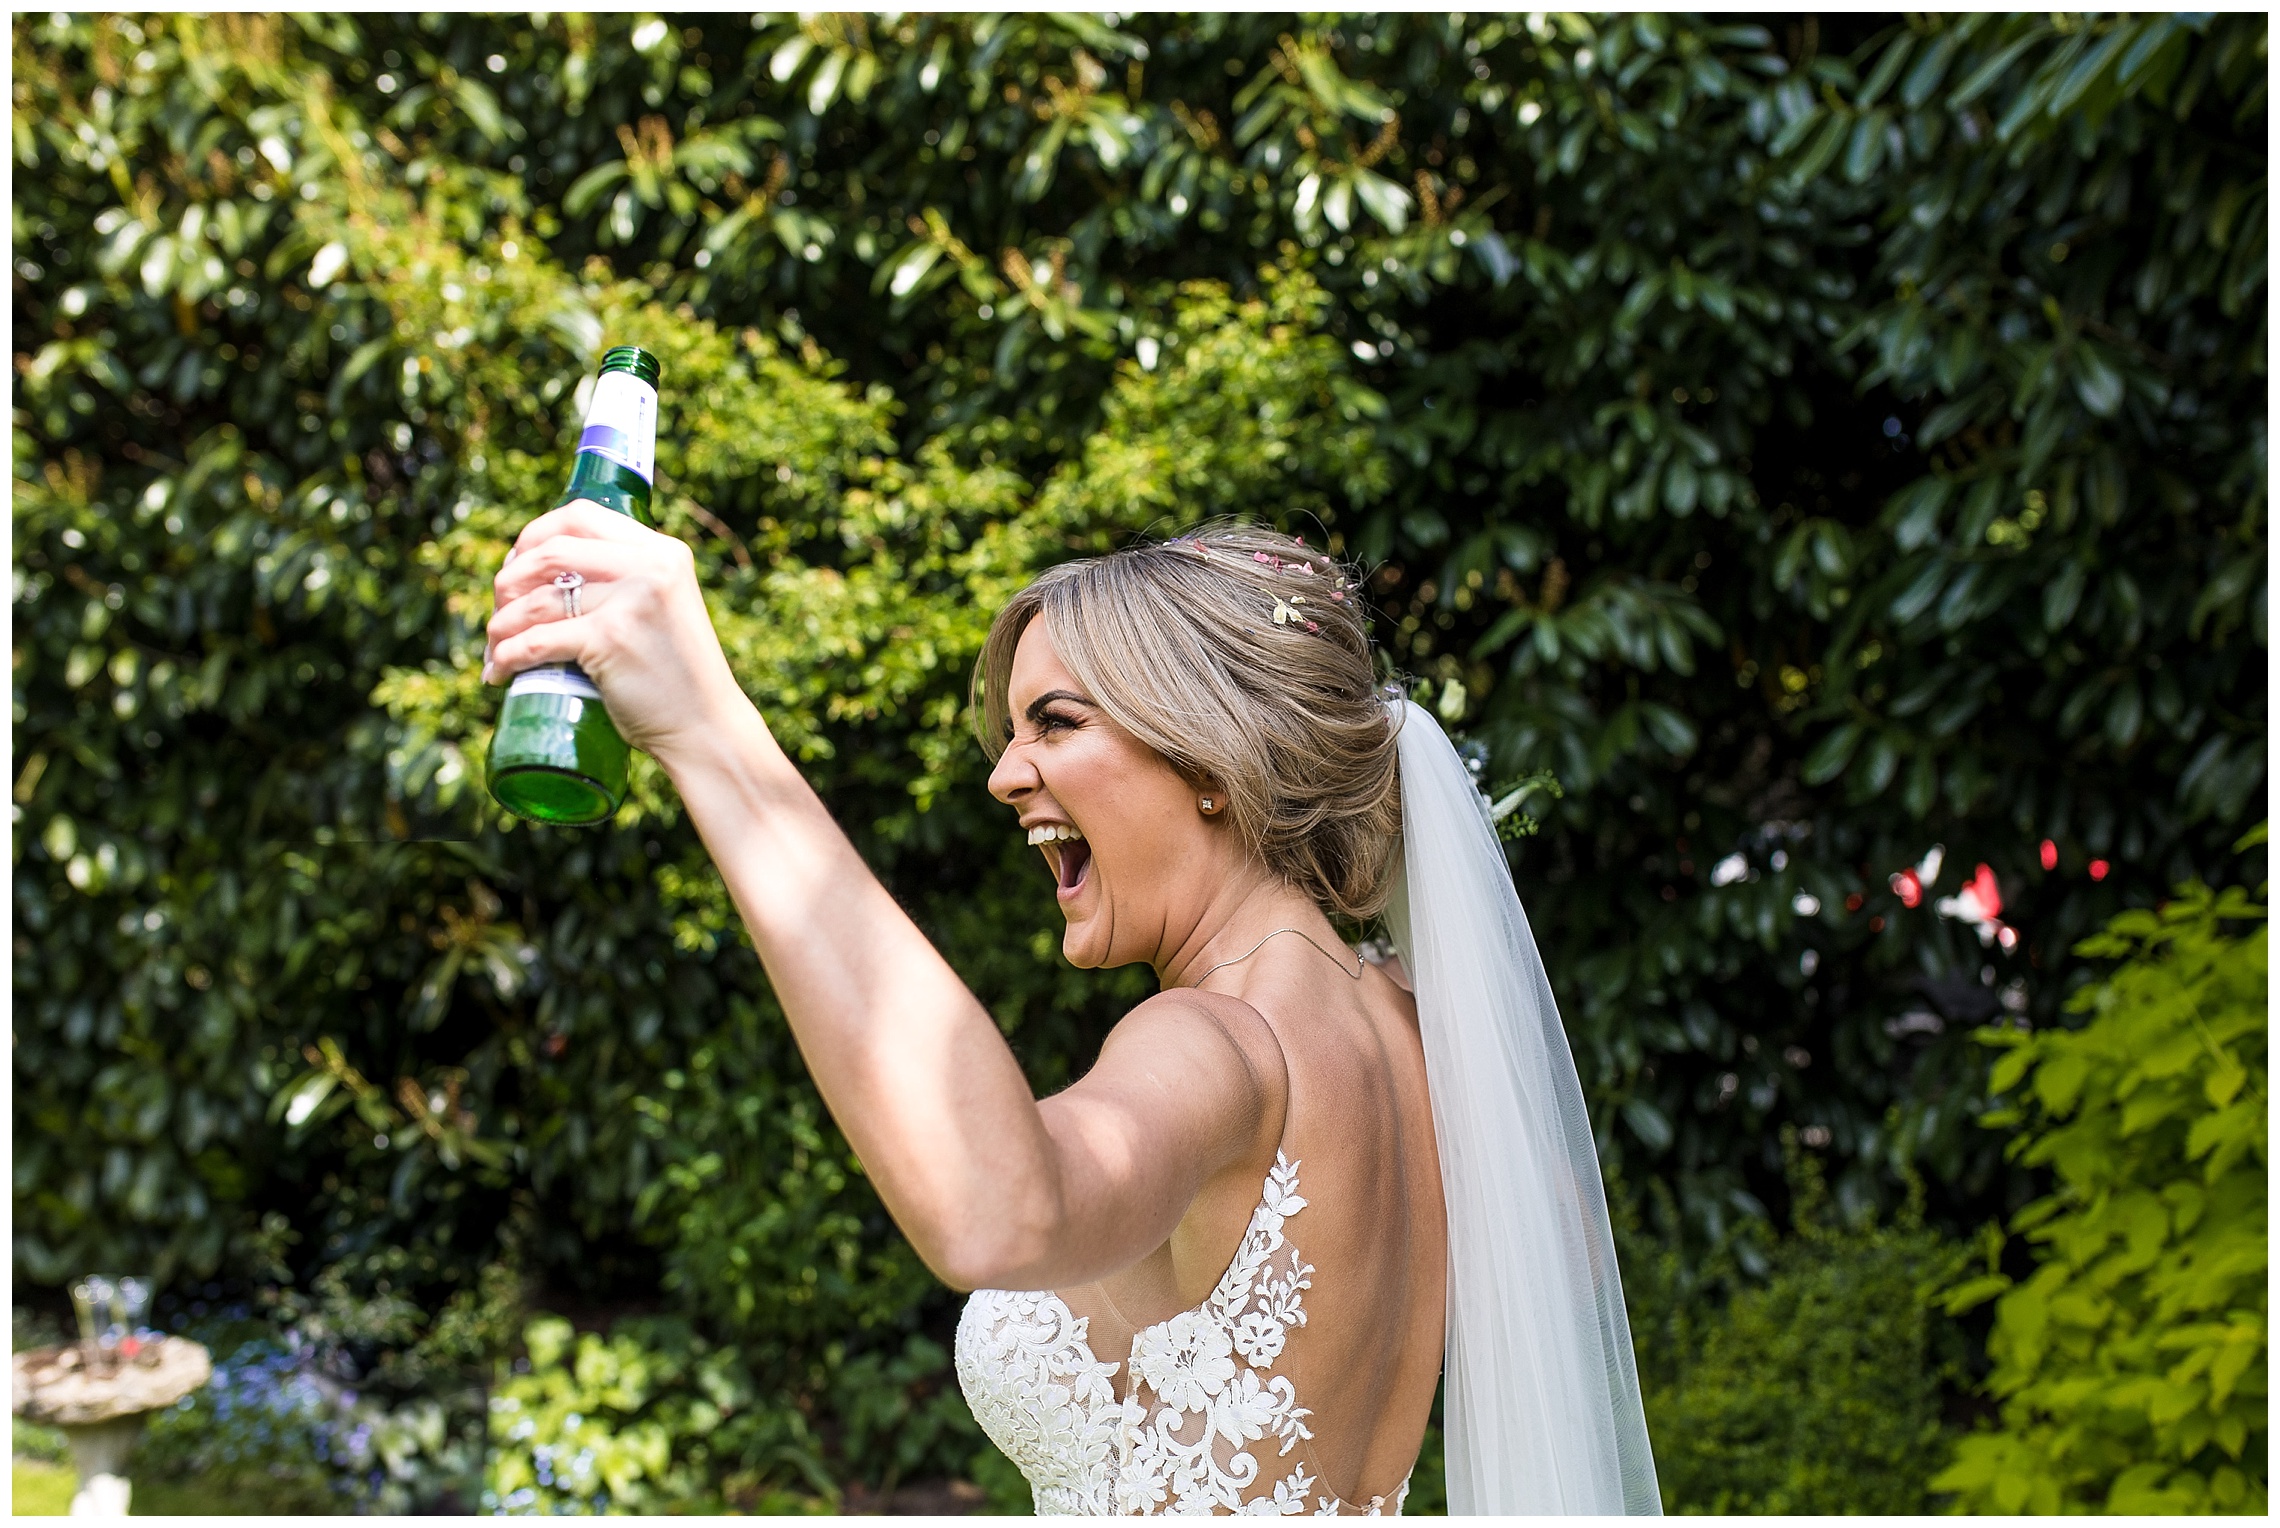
[557,451,653,522]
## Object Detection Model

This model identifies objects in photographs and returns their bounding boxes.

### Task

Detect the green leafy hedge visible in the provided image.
[485,1313,832,1514]
[1626,1142,1972,1514]
[1937,833,2268,1513]
[12,11,2267,1501]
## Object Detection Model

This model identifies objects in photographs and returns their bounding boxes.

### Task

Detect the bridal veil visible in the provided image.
[1383,699,1661,1514]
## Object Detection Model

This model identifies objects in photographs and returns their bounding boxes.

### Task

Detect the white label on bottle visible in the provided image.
[507,663,603,701]
[575,370,657,483]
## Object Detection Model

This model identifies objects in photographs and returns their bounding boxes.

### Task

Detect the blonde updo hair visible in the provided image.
[974,523,1404,920]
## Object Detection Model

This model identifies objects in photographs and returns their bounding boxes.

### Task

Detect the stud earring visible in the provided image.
[1199,796,1217,814]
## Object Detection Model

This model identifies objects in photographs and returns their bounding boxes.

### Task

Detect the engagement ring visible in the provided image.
[554,570,585,619]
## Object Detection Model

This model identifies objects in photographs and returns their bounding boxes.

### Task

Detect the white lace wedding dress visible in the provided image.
[956,1152,1410,1516]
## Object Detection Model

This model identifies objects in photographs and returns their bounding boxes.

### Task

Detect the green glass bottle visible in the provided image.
[487,345,662,826]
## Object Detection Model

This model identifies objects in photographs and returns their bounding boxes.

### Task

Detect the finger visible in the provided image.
[485,606,601,685]
[492,533,642,607]
[508,499,654,559]
[487,575,611,652]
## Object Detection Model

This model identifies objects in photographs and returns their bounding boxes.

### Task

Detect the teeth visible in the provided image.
[1026,824,1086,845]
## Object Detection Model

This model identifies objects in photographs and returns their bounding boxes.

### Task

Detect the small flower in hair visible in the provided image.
[1272,594,1309,626]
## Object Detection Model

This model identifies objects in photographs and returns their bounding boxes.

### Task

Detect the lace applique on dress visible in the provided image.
[952,1289,1124,1515]
[955,1154,1409,1516]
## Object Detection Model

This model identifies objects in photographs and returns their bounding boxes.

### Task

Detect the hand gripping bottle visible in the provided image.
[486,345,661,826]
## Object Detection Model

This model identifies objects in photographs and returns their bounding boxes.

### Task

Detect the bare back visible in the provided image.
[957,948,1446,1514]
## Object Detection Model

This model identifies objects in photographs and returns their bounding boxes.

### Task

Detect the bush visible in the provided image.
[1935,833,2268,1513]
[484,1313,838,1514]
[1629,1141,1972,1513]
[130,1296,487,1514]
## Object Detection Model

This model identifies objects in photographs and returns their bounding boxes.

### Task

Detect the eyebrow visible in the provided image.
[1023,689,1095,724]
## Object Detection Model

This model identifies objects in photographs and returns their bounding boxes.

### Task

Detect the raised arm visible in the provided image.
[483,502,1281,1290]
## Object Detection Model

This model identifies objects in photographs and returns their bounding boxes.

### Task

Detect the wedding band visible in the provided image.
[554,570,584,619]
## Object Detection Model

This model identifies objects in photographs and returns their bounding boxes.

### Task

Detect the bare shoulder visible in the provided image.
[1060,988,1291,1151]
[1026,989,1295,1213]
[1099,987,1289,1093]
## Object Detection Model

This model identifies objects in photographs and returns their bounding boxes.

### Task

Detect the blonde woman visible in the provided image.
[484,513,1659,1515]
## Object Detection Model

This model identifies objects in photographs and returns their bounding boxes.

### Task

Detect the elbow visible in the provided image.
[927,1242,1010,1295]
[917,1194,1063,1294]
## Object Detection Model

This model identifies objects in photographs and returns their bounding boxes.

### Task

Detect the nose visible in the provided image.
[988,737,1039,807]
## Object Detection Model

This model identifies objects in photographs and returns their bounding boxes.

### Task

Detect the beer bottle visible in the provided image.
[486,345,660,826]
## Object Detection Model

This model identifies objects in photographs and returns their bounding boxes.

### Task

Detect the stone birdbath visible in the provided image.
[13,1336,212,1515]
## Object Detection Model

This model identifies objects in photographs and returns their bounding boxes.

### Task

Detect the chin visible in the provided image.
[1060,921,1108,969]
[1057,897,1125,969]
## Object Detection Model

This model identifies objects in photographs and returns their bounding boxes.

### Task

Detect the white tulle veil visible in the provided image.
[1382,698,1661,1515]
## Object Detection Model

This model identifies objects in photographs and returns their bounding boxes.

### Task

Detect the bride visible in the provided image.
[484,514,1660,1515]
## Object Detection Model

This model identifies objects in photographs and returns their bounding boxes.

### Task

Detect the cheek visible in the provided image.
[1087,791,1198,892]
[1055,755,1180,878]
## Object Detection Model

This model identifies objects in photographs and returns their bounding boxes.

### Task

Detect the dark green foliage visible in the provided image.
[12,11,2266,1502]
[1937,834,2268,1513]
[1627,1145,1973,1514]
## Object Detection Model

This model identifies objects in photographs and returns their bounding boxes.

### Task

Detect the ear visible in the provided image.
[1182,769,1229,817]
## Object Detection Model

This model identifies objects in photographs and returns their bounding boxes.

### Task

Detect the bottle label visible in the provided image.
[576,370,657,483]
[506,663,603,702]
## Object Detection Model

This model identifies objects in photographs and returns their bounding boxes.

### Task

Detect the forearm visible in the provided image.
[659,700,1066,1284]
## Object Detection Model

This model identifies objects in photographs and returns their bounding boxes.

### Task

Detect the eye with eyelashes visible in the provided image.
[1004,715,1071,745]
[1010,693,1089,743]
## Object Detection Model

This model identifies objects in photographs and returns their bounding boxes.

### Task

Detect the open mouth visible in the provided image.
[1027,823,1091,897]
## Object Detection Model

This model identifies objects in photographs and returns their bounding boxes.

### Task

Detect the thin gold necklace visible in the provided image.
[1192,927,1365,987]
